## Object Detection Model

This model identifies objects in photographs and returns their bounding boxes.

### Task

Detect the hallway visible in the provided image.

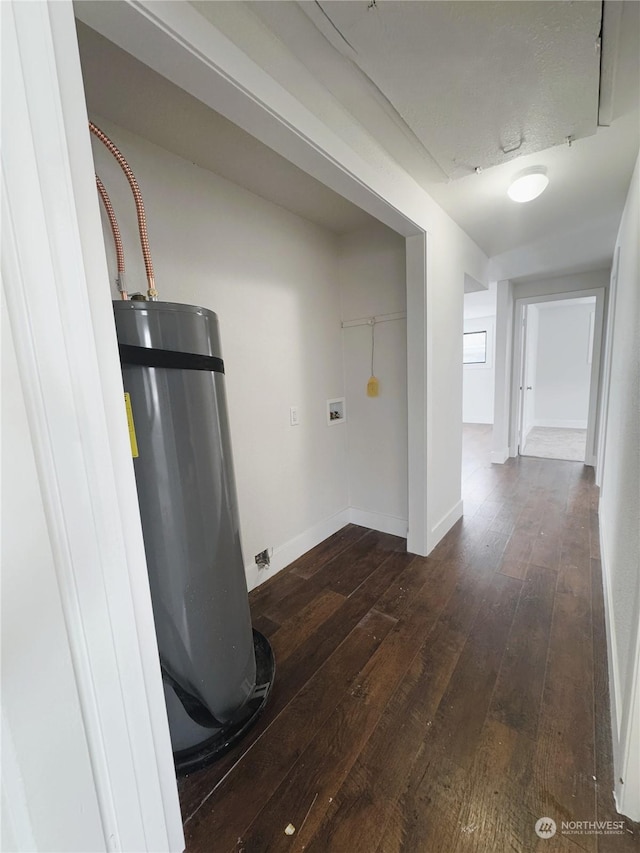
[178,448,639,852]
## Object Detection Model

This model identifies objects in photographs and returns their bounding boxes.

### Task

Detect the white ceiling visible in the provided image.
[77,1,640,281]
[218,0,639,275]
[301,0,602,179]
[75,22,375,236]
[427,109,640,258]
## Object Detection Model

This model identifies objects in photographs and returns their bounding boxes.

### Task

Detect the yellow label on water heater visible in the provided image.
[124,393,139,458]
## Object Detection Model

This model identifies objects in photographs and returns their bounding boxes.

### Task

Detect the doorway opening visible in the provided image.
[517,295,599,463]
[461,282,497,496]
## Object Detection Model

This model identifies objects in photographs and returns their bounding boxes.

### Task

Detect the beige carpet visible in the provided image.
[522,427,587,462]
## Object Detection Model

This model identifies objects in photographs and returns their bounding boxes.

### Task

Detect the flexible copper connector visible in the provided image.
[89,121,157,300]
[95,174,128,300]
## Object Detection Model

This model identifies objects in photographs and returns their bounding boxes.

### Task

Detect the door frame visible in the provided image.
[515,305,529,454]
[595,248,620,488]
[73,0,432,555]
[510,288,606,466]
[2,2,184,849]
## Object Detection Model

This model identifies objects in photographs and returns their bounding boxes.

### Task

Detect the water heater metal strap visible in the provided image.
[119,343,225,374]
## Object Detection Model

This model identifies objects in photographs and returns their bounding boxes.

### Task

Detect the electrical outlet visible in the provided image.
[290,406,300,426]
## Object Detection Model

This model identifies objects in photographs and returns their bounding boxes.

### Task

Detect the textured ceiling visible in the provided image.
[427,108,640,258]
[241,0,639,271]
[77,1,640,280]
[306,1,602,179]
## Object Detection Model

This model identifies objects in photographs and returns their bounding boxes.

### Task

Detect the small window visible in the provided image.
[463,331,487,364]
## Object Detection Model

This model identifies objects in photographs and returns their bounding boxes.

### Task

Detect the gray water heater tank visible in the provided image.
[113,300,274,775]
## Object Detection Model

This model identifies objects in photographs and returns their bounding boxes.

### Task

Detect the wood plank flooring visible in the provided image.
[178,430,639,852]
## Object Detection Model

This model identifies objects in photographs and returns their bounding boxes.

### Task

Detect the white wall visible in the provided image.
[339,223,407,533]
[463,282,497,320]
[76,1,490,559]
[462,316,495,424]
[513,269,610,301]
[91,119,349,588]
[462,284,497,425]
[532,301,594,428]
[491,279,515,462]
[598,151,640,819]
[428,227,488,545]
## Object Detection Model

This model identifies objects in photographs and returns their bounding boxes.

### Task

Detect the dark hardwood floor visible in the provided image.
[178,431,639,852]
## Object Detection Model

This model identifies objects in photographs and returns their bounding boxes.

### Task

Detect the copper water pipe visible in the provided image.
[95,174,128,300]
[89,121,157,300]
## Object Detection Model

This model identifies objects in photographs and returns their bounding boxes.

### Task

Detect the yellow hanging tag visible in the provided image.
[366,319,379,397]
[124,392,139,458]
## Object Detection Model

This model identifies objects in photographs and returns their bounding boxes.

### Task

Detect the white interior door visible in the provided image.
[511,289,606,467]
[520,305,539,451]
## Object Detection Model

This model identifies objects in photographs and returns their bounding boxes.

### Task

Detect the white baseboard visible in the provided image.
[348,507,408,538]
[246,507,350,591]
[599,511,622,741]
[533,418,588,429]
[246,505,411,591]
[490,447,510,464]
[427,499,463,554]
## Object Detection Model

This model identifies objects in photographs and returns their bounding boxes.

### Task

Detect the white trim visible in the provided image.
[618,633,640,819]
[407,234,429,556]
[614,630,640,820]
[491,280,515,464]
[599,0,624,127]
[348,508,408,538]
[596,249,620,489]
[428,500,464,554]
[532,419,588,430]
[586,290,606,466]
[516,302,530,455]
[490,448,511,464]
[599,511,622,737]
[599,510,640,819]
[247,507,411,591]
[2,3,183,850]
[587,311,596,365]
[510,288,605,467]
[246,509,351,591]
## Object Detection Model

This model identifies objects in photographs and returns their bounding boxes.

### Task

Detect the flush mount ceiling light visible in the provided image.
[507,167,549,203]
